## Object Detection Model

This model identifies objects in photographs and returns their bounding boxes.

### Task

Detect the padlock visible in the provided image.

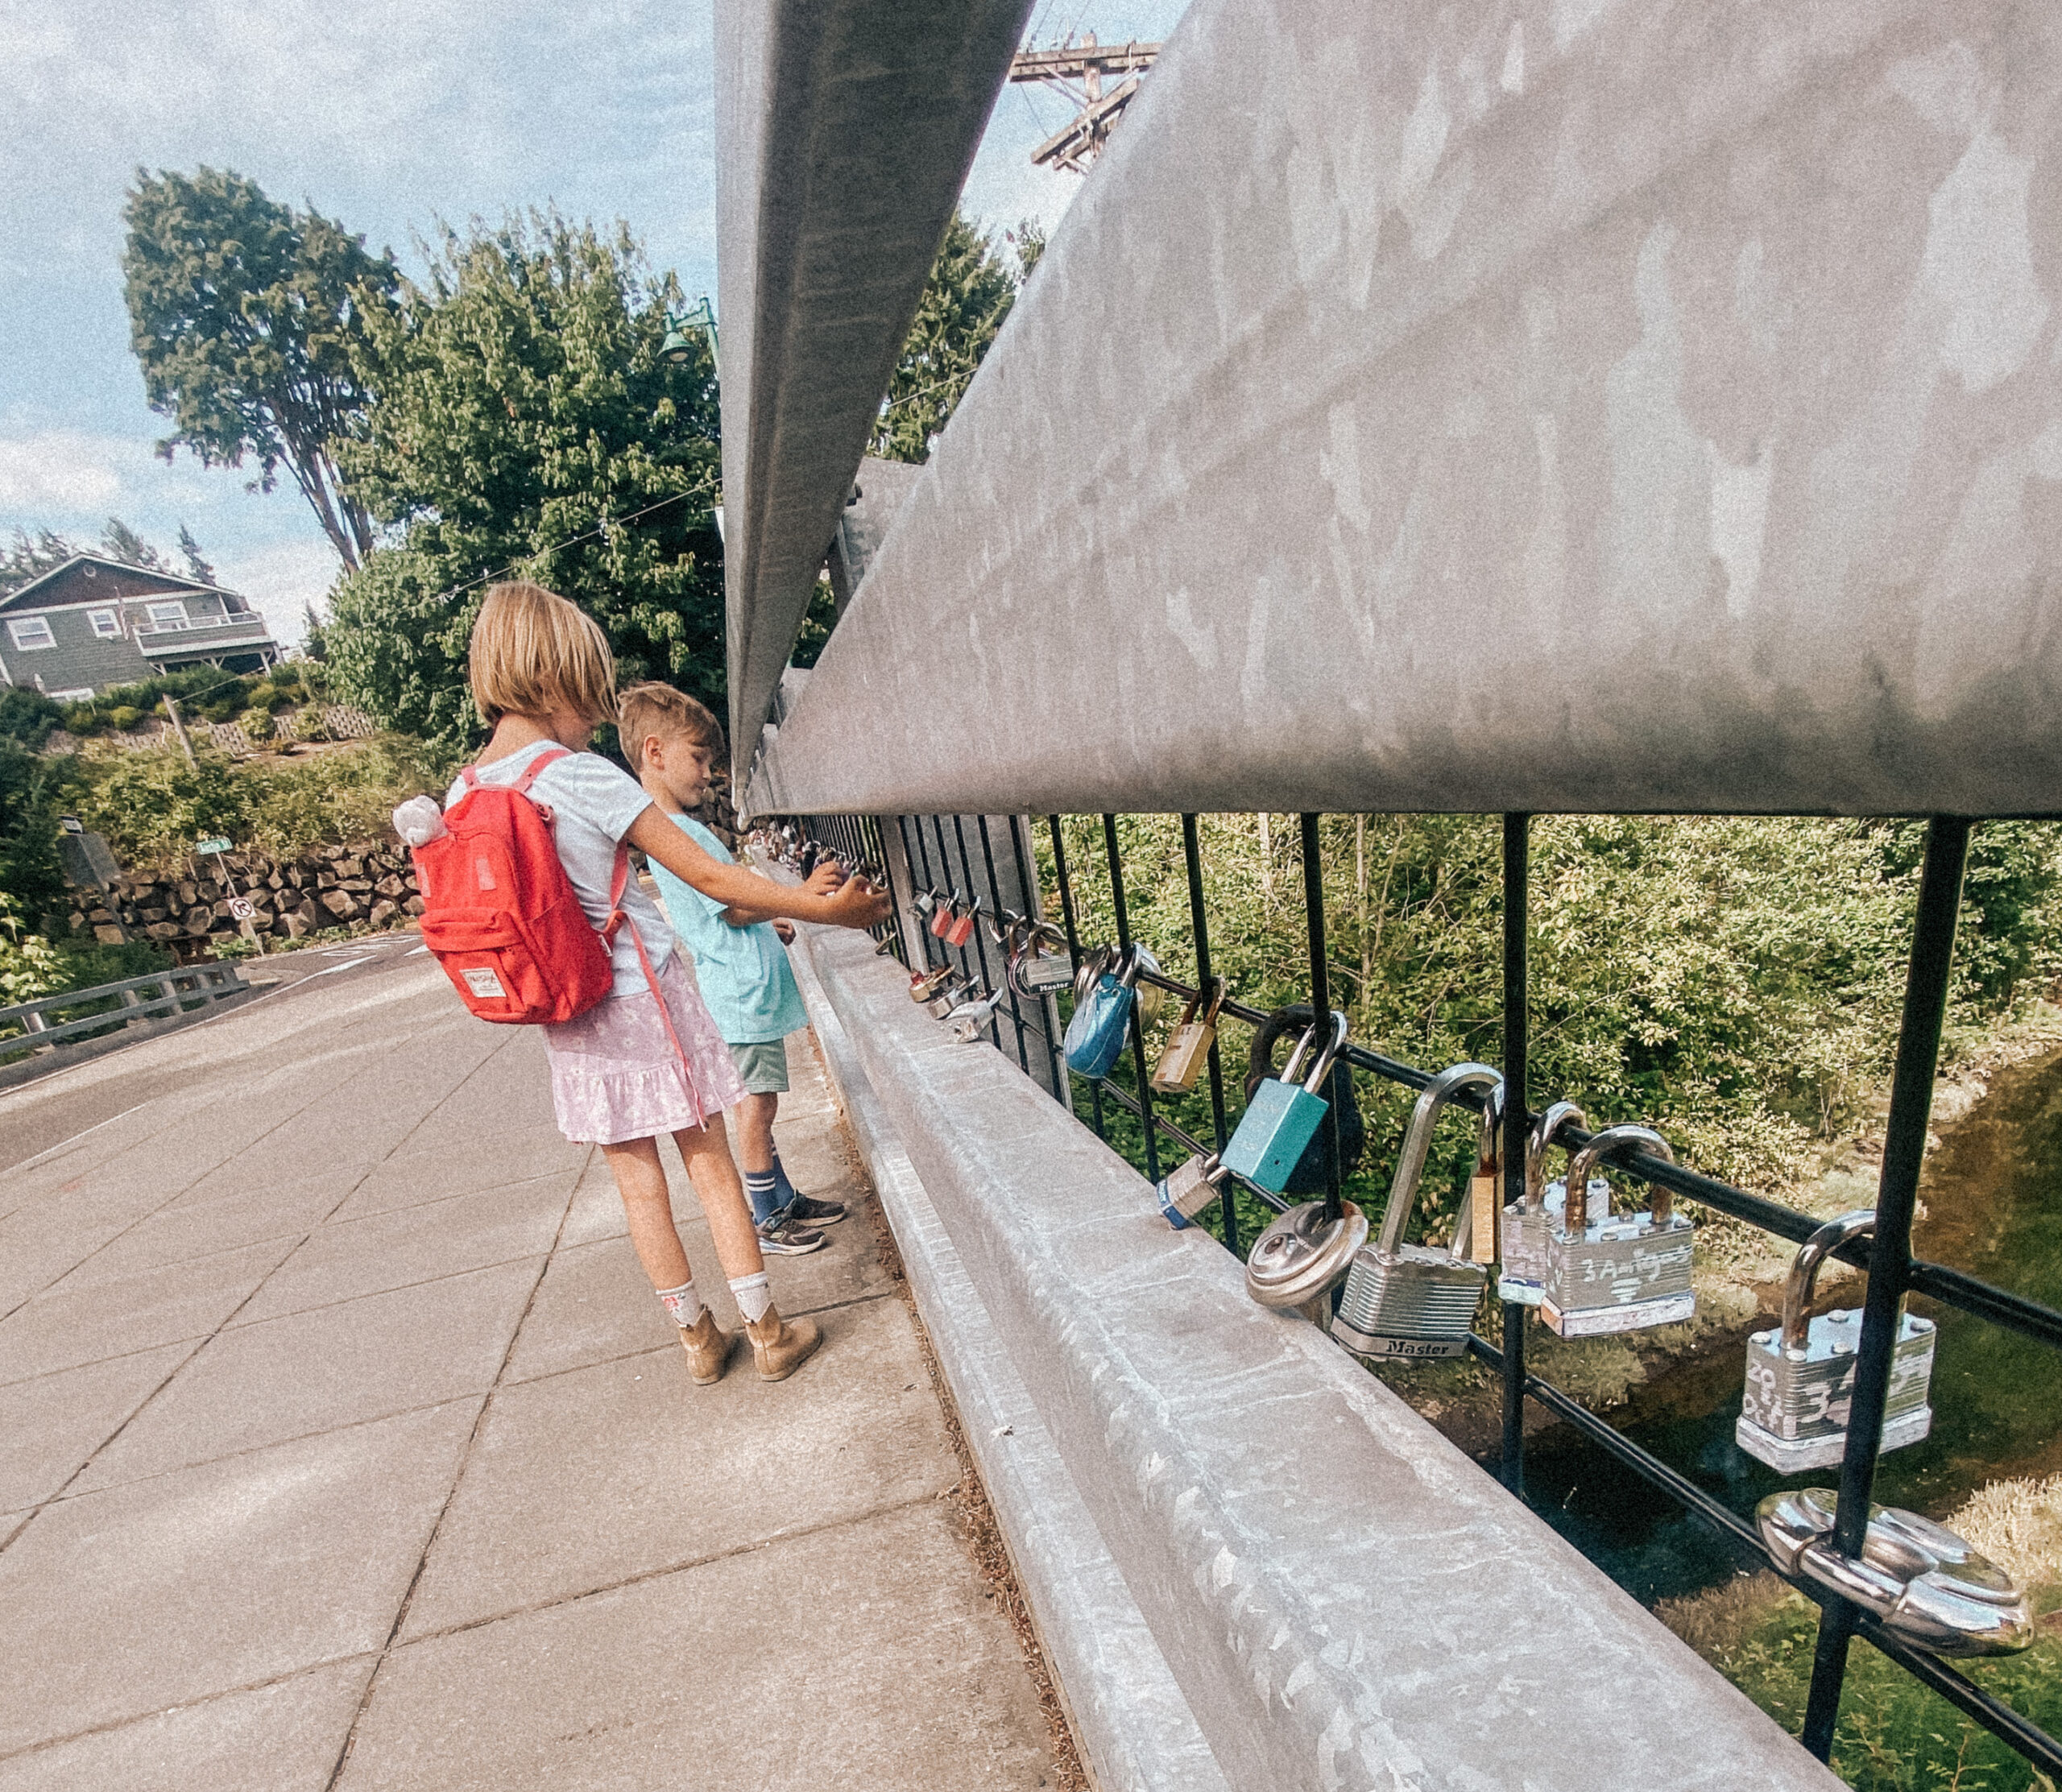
[1758,1488,2031,1657]
[1334,1062,1500,1360]
[1541,1124,1696,1338]
[1007,921,1077,997]
[1220,1011,1349,1194]
[1154,1151,1230,1229]
[929,892,957,939]
[1498,1101,1608,1306]
[945,989,1003,1043]
[913,888,939,921]
[1736,1210,1936,1472]
[1244,1197,1368,1313]
[1129,945,1167,1032]
[1464,1086,1502,1265]
[909,964,957,1004]
[1149,976,1226,1094]
[945,896,981,949]
[924,970,971,1018]
[1243,1007,1367,1193]
[1062,946,1134,1076]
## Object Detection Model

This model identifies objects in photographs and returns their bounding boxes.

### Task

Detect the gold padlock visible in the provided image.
[1150,975,1227,1094]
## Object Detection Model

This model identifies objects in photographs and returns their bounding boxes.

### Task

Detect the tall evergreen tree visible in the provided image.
[122,167,398,572]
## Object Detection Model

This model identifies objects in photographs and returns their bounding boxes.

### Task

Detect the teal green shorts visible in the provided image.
[727,1037,790,1095]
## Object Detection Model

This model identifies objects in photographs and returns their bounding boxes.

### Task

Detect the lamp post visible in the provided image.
[660,296,718,377]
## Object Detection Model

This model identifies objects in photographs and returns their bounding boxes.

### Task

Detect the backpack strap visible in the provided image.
[458,745,573,795]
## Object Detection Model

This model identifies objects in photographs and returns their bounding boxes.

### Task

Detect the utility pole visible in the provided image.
[1008,33,1161,174]
[162,694,198,769]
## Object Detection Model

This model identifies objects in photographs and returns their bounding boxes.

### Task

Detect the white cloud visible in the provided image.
[0,428,126,513]
[211,536,343,650]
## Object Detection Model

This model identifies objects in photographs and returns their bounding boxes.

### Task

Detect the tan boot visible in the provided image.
[678,1308,735,1384]
[744,1304,822,1382]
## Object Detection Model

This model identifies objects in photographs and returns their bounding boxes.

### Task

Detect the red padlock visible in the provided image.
[945,898,980,949]
[930,895,957,939]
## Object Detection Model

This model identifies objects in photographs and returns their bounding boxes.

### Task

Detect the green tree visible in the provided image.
[101,516,164,569]
[327,212,723,747]
[871,213,1040,463]
[177,524,217,586]
[1,528,81,598]
[122,166,397,572]
[0,740,68,927]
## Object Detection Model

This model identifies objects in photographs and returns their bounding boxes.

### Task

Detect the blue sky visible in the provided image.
[0,0,1186,645]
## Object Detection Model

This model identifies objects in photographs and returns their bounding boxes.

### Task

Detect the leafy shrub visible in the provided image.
[106,705,141,731]
[0,892,63,1005]
[0,741,66,925]
[0,688,62,748]
[61,704,101,735]
[238,707,275,742]
[199,697,241,723]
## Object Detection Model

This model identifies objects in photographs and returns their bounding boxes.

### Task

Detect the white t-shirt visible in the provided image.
[447,740,673,980]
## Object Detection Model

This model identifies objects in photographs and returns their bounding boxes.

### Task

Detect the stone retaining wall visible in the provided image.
[69,841,422,946]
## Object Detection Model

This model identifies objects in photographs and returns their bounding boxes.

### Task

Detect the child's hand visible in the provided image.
[825,877,893,931]
[772,920,796,944]
[804,861,846,898]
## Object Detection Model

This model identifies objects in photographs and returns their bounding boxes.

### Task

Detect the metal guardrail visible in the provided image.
[0,964,252,1053]
[786,806,2062,1784]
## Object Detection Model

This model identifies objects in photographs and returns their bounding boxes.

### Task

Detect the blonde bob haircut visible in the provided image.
[617,681,725,769]
[468,581,619,726]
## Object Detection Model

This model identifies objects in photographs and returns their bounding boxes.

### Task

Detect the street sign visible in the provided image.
[228,896,256,922]
[196,837,232,855]
[60,814,82,835]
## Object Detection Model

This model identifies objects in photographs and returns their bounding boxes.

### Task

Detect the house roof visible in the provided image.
[0,555,239,615]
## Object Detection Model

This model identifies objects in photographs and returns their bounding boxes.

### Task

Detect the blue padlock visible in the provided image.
[1063,944,1138,1077]
[1222,1010,1348,1193]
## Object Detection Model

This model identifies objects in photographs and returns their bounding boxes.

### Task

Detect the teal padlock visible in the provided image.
[1222,1011,1348,1193]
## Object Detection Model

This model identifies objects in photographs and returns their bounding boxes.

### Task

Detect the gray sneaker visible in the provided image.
[756,1210,827,1256]
[786,1192,847,1227]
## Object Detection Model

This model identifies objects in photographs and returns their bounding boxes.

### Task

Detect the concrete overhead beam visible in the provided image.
[749,0,2062,821]
[716,0,1034,775]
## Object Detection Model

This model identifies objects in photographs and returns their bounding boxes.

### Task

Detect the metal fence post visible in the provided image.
[1800,814,1971,1759]
[1299,813,1342,1223]
[1103,813,1161,1185]
[1501,813,1530,1497]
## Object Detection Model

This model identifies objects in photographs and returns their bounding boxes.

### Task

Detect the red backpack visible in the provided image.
[413,748,625,1024]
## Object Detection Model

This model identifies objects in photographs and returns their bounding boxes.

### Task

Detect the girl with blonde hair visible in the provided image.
[452,581,888,1381]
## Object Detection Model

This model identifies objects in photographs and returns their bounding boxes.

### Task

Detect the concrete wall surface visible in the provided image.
[752,0,2062,821]
[785,917,1842,1791]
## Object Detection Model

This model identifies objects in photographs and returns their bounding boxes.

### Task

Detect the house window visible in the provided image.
[88,608,120,639]
[143,601,189,632]
[6,616,55,650]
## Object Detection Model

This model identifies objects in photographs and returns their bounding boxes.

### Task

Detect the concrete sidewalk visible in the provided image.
[0,952,1055,1790]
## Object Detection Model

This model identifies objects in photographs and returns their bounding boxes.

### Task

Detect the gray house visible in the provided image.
[0,556,279,699]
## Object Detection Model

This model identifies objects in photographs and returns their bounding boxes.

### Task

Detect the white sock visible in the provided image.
[656,1279,702,1328]
[728,1271,772,1325]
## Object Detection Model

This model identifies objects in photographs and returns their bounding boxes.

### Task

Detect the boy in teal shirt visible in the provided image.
[620,682,846,1254]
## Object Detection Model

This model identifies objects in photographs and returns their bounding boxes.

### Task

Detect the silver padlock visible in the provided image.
[1155,1151,1230,1228]
[1498,1101,1608,1306]
[1007,921,1078,997]
[1244,1198,1368,1314]
[1334,1062,1501,1360]
[945,988,1003,1043]
[1736,1210,1936,1472]
[1758,1488,2031,1657]
[923,970,971,1019]
[1541,1124,1695,1338]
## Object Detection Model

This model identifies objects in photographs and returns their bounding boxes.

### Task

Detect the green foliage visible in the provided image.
[56,737,454,869]
[871,213,1037,464]
[0,689,62,748]
[1041,813,2062,1240]
[238,708,275,742]
[328,212,723,748]
[122,165,396,569]
[0,742,66,927]
[0,892,64,1004]
[0,526,80,599]
[106,706,142,732]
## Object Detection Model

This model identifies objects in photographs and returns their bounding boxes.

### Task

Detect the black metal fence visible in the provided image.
[784,805,2062,1779]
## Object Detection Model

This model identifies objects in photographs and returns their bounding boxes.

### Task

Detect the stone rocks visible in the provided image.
[64,834,426,948]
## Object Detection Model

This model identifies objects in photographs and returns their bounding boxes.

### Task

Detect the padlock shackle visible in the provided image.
[1522,1100,1589,1211]
[1781,1208,1878,1354]
[1563,1124,1676,1233]
[1300,1009,1350,1095]
[1199,974,1228,1025]
[1277,1020,1321,1087]
[1475,1082,1505,1175]
[1375,1062,1502,1256]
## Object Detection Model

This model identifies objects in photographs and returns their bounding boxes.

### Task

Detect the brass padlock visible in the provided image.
[1149,975,1226,1094]
[1007,921,1077,997]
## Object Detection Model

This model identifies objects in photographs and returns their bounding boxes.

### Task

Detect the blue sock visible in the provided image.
[770,1153,798,1209]
[743,1169,782,1226]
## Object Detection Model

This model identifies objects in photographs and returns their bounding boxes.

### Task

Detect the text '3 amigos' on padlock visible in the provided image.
[1541,1124,1696,1339]
[1736,1208,1936,1473]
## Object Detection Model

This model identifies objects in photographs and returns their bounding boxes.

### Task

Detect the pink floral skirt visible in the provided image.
[543,952,747,1145]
